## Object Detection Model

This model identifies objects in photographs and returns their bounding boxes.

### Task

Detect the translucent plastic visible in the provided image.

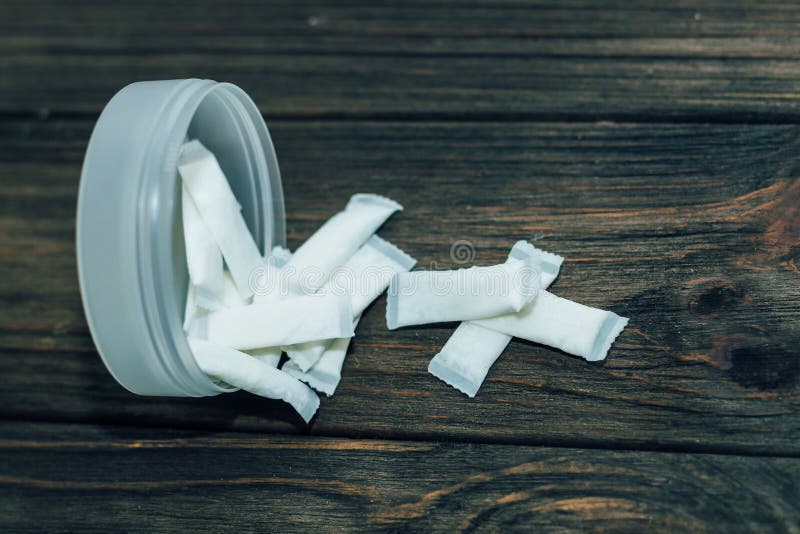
[77,79,285,396]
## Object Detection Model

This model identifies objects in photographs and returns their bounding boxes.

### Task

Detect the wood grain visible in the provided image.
[0,422,797,531]
[2,2,800,529]
[3,1,800,119]
[1,118,797,454]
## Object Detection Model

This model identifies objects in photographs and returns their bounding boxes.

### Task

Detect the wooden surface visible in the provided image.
[2,422,798,532]
[1,1,798,531]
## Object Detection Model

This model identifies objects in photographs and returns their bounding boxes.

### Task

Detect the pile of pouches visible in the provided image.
[180,140,628,422]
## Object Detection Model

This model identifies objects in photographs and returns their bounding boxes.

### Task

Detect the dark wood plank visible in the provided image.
[3,1,800,119]
[1,118,798,454]
[0,422,798,531]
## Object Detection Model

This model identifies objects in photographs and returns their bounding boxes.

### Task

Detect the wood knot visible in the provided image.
[689,282,746,316]
[728,344,800,391]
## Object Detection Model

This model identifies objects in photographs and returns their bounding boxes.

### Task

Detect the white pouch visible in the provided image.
[473,291,629,362]
[182,186,225,311]
[283,194,402,295]
[205,292,354,350]
[185,270,249,339]
[253,245,293,304]
[188,338,319,423]
[339,234,417,317]
[283,316,361,396]
[183,281,206,336]
[183,281,195,331]
[222,270,250,309]
[285,235,416,372]
[428,322,512,397]
[242,247,294,367]
[507,240,563,288]
[386,259,539,329]
[428,241,563,396]
[178,140,263,299]
[246,347,282,368]
[225,246,292,308]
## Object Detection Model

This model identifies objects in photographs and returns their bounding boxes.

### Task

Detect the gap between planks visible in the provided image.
[4,110,800,126]
[1,413,797,460]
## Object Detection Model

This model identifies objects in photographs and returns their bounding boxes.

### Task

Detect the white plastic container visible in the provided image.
[76,79,285,397]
